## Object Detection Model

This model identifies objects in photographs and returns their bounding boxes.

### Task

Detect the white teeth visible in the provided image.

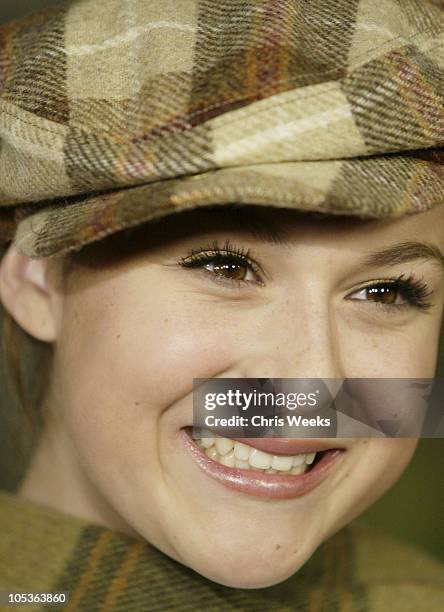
[249,449,272,470]
[194,430,317,475]
[305,452,316,465]
[290,465,305,475]
[193,429,215,448]
[205,446,219,461]
[219,449,235,467]
[201,437,215,449]
[215,437,234,456]
[235,459,250,469]
[271,455,293,472]
[291,454,305,467]
[234,441,251,461]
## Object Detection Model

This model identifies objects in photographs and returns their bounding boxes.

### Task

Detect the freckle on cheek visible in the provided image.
[275,544,281,550]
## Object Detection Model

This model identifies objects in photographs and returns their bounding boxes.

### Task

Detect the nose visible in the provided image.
[236,299,344,429]
[240,295,345,384]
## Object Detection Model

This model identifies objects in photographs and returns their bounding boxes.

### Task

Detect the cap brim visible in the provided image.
[13,153,444,258]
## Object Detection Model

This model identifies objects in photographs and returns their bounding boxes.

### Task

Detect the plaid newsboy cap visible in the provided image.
[0,0,443,258]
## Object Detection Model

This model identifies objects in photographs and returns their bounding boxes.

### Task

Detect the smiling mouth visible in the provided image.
[191,429,318,475]
[181,427,345,499]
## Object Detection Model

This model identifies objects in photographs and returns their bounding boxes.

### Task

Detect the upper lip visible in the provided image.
[190,427,343,455]
[231,438,342,456]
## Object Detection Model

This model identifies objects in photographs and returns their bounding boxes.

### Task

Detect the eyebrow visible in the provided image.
[362,241,444,271]
[218,207,444,271]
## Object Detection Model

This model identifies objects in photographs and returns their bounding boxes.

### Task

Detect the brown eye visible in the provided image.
[178,243,264,287]
[348,282,404,306]
[347,276,433,313]
[365,284,398,304]
[209,256,250,281]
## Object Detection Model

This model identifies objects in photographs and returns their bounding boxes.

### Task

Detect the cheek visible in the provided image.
[55,273,238,441]
[340,320,442,377]
[52,271,250,531]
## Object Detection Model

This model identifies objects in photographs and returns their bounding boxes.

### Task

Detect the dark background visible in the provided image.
[0,1,63,23]
[0,0,443,562]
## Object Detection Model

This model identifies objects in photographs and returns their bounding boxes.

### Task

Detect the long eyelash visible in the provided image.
[365,273,434,312]
[177,239,263,284]
[178,247,434,312]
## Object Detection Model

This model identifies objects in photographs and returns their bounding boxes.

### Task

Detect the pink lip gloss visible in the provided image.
[179,427,345,500]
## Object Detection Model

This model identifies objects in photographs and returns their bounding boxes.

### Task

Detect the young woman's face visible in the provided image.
[29,205,444,587]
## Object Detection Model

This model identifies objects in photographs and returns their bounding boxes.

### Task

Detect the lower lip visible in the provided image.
[179,427,345,500]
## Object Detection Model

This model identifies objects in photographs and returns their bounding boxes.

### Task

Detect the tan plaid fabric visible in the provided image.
[0,0,442,257]
[0,490,443,611]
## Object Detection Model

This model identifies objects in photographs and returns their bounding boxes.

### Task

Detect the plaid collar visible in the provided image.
[0,489,443,610]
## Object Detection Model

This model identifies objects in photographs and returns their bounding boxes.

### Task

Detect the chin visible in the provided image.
[194,560,304,589]
[177,542,313,589]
